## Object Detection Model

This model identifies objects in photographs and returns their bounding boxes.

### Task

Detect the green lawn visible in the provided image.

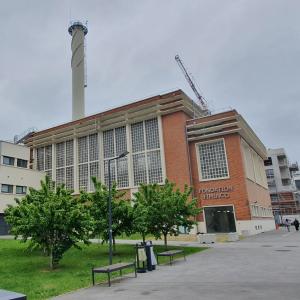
[116,233,155,240]
[0,240,206,300]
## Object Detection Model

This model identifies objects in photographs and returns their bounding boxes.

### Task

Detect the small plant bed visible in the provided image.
[0,240,206,300]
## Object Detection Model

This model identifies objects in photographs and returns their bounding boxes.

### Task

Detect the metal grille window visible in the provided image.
[37,148,45,171]
[55,140,74,190]
[45,145,52,170]
[36,145,52,179]
[78,136,88,164]
[131,118,163,186]
[66,140,74,166]
[78,134,100,191]
[79,164,88,191]
[103,127,129,188]
[198,140,229,180]
[132,153,147,185]
[56,142,65,168]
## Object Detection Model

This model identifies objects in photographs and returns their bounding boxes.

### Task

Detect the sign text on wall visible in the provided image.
[199,186,234,200]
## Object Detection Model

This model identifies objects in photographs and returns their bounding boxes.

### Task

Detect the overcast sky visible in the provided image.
[0,0,299,161]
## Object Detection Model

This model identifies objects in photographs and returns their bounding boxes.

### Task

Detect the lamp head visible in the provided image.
[118,151,129,159]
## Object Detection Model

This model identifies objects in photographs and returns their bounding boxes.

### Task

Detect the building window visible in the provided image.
[1,184,13,194]
[17,159,28,168]
[36,145,52,179]
[55,140,74,190]
[265,169,274,179]
[198,139,229,181]
[270,194,278,202]
[131,118,163,186]
[3,156,15,166]
[264,157,273,166]
[16,186,27,194]
[282,178,291,186]
[78,134,99,191]
[103,126,129,188]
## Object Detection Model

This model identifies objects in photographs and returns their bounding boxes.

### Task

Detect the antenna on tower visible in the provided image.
[175,54,210,117]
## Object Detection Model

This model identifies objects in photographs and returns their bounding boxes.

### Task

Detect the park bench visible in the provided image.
[156,249,186,265]
[92,262,137,287]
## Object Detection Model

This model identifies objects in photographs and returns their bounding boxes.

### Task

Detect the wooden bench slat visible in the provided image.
[156,249,186,265]
[93,262,134,273]
[92,262,137,287]
[157,250,183,256]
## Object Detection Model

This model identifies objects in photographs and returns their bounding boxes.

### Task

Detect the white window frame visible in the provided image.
[195,138,230,182]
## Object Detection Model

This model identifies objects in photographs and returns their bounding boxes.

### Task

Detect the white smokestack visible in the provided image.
[68,21,88,121]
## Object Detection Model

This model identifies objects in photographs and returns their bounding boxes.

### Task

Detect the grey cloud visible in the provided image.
[0,0,299,161]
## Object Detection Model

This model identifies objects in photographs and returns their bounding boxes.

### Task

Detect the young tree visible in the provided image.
[149,180,201,249]
[132,183,159,242]
[88,177,133,252]
[5,177,93,269]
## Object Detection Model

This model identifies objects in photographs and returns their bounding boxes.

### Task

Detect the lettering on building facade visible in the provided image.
[199,186,234,200]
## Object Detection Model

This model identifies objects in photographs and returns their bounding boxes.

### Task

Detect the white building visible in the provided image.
[264,148,299,221]
[0,141,45,235]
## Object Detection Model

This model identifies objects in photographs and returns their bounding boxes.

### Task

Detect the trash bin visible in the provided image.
[144,241,157,271]
[135,244,147,273]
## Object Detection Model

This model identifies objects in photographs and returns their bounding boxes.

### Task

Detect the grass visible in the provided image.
[0,240,206,300]
[116,233,155,240]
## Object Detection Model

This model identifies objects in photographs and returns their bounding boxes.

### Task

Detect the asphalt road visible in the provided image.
[54,228,300,300]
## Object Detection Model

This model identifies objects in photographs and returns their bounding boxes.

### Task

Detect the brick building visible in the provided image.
[25,89,275,236]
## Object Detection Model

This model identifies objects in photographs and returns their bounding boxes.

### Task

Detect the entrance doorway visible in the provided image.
[204,206,236,233]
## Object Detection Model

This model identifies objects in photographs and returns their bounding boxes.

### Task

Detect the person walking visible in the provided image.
[293,219,299,231]
[284,219,291,232]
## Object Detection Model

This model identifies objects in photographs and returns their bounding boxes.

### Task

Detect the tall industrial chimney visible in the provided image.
[68,21,88,120]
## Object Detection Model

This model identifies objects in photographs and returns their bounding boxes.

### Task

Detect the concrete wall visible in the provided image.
[0,142,45,213]
[266,148,294,193]
[0,141,30,162]
[0,165,45,212]
[197,219,275,235]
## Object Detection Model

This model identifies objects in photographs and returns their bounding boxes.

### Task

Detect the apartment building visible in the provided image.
[0,141,45,235]
[25,89,275,236]
[264,148,300,220]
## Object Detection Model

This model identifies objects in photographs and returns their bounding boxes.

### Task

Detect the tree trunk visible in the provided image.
[142,233,146,243]
[113,236,116,253]
[50,248,54,270]
[163,233,168,250]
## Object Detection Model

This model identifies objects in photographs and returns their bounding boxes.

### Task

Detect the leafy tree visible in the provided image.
[132,183,159,242]
[148,180,201,249]
[5,177,93,269]
[88,177,133,252]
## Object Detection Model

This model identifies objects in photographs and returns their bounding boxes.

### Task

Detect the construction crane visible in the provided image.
[175,54,210,115]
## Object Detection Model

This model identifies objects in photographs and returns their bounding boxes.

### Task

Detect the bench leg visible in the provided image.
[108,272,111,287]
[134,263,137,278]
[92,270,95,286]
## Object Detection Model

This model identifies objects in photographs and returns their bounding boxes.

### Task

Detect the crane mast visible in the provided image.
[175,55,209,115]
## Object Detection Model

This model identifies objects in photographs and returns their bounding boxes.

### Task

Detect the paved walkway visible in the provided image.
[54,228,300,300]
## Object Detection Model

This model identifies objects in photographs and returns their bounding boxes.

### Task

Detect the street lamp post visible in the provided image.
[108,150,129,265]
